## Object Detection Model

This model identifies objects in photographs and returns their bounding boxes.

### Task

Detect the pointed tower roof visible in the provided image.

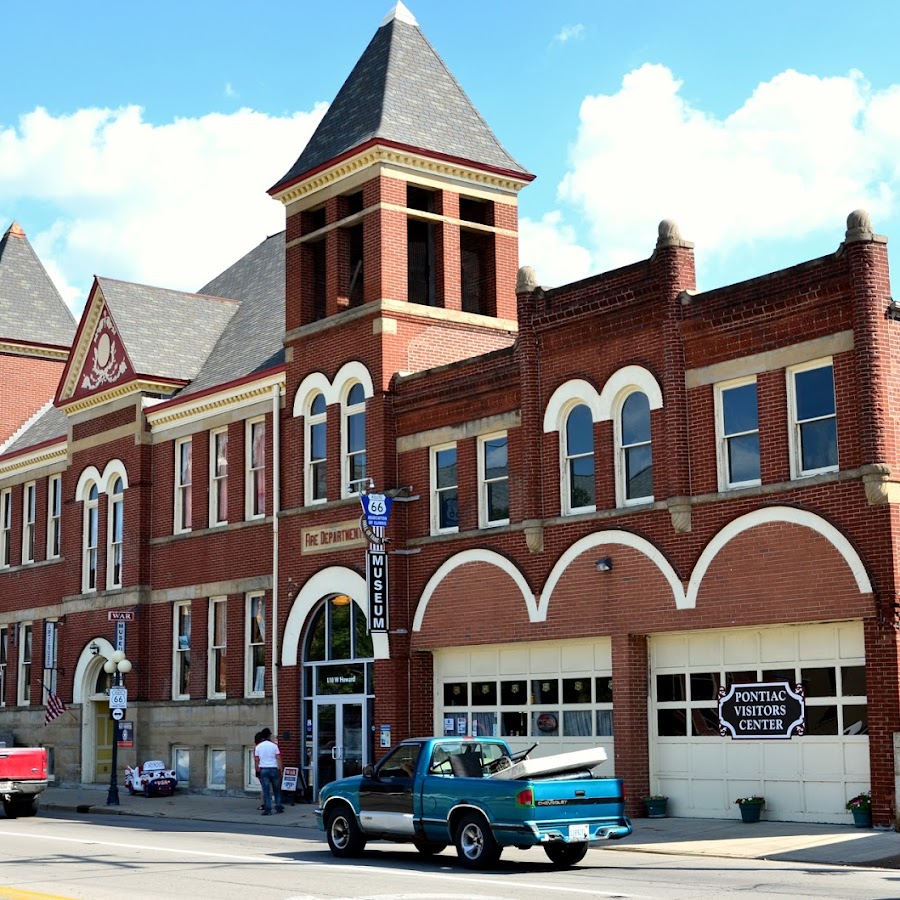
[0,222,77,347]
[271,3,531,194]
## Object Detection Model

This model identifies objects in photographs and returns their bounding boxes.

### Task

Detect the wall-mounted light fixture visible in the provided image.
[89,642,100,657]
[595,557,613,573]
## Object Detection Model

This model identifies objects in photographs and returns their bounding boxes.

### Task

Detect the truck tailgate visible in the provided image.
[529,777,631,842]
[0,748,48,783]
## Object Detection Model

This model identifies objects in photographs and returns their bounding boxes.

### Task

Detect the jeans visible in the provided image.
[259,767,283,812]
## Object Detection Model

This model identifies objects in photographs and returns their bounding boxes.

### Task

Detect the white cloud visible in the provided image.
[543,64,900,284]
[519,210,594,288]
[553,24,585,44]
[0,103,327,311]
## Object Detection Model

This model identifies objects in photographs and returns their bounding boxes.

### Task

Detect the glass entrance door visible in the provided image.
[315,698,366,794]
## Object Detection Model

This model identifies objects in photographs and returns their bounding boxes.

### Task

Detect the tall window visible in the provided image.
[0,626,7,707]
[343,383,367,495]
[717,378,760,489]
[175,438,192,533]
[83,484,99,592]
[107,476,124,589]
[18,623,32,706]
[619,391,653,504]
[564,404,595,514]
[47,475,62,559]
[246,418,266,519]
[207,748,226,790]
[0,489,10,567]
[173,602,191,700]
[789,360,838,477]
[22,482,36,564]
[431,444,458,534]
[209,597,227,699]
[306,393,327,505]
[478,433,509,527]
[209,427,228,526]
[246,593,266,697]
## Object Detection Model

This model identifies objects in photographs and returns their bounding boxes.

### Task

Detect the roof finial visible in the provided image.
[382,2,418,27]
[4,221,25,238]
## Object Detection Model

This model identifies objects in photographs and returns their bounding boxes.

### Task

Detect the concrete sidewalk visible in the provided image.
[37,783,900,869]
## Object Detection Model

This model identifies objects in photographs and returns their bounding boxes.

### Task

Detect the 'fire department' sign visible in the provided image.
[718,681,805,740]
[366,549,389,633]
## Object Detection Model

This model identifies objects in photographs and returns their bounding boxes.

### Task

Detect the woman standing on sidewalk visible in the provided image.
[254,728,284,816]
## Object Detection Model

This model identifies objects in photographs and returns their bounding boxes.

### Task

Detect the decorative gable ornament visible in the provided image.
[81,309,130,391]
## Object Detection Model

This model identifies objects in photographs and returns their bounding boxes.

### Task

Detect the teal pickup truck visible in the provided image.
[316,736,631,868]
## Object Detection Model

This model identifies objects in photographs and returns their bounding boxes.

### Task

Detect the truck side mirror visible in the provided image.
[363,764,375,779]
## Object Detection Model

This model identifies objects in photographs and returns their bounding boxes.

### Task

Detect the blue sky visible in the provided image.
[2,1,900,312]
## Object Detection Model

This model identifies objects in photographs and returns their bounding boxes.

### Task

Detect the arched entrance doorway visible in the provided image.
[73,638,114,783]
[302,596,374,796]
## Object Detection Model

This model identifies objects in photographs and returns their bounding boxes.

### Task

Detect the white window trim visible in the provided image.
[82,484,99,593]
[561,403,596,516]
[305,394,328,506]
[21,481,36,564]
[172,601,191,701]
[787,357,838,479]
[477,431,509,528]
[17,623,32,706]
[0,625,7,707]
[341,382,367,497]
[614,390,654,508]
[106,478,124,590]
[46,475,62,560]
[0,488,10,568]
[245,592,266,698]
[209,427,228,527]
[245,747,262,791]
[715,376,761,491]
[172,745,190,785]
[245,417,266,520]
[208,596,227,700]
[430,443,459,535]
[207,747,226,790]
[174,437,192,534]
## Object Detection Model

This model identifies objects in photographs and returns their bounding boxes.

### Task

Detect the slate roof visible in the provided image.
[182,231,286,396]
[96,278,239,383]
[271,3,530,193]
[0,222,76,347]
[1,402,67,455]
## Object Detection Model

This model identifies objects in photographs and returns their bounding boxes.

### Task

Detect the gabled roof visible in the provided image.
[1,402,66,456]
[271,2,530,193]
[0,222,76,348]
[182,231,286,396]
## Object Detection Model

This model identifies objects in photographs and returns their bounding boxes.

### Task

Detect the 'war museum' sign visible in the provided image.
[718,681,805,740]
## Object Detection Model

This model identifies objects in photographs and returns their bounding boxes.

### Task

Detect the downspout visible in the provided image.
[272,382,281,738]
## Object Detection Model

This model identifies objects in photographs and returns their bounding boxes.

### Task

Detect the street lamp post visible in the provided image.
[105,650,132,806]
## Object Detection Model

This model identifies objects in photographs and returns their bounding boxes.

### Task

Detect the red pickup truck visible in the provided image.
[0,747,48,818]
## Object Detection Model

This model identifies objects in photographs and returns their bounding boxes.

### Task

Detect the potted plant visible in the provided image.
[734,795,765,823]
[846,791,872,828]
[644,795,668,818]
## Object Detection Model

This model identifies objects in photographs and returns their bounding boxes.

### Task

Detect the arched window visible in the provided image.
[564,404,595,514]
[343,382,367,495]
[83,484,99,593]
[619,391,653,504]
[107,476,124,589]
[306,393,327,505]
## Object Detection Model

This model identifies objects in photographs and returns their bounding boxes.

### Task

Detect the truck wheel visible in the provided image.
[414,840,447,856]
[3,797,39,819]
[2,799,17,818]
[454,812,501,869]
[544,842,589,867]
[325,804,366,858]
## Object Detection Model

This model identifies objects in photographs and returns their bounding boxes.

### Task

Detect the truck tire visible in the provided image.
[3,796,39,819]
[544,841,589,867]
[325,803,367,858]
[454,812,501,869]
[414,839,447,856]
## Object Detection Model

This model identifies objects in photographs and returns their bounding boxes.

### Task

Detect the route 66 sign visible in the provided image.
[360,493,392,528]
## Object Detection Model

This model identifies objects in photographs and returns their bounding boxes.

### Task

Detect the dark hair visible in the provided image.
[253,731,263,744]
[260,727,272,739]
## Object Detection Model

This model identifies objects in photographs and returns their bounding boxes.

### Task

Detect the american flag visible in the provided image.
[44,692,66,726]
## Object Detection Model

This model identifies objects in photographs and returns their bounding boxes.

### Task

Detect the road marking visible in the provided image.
[3,831,647,898]
[0,888,76,900]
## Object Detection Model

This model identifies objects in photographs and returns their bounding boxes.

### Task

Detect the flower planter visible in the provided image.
[645,798,668,818]
[851,807,872,828]
[738,801,763,823]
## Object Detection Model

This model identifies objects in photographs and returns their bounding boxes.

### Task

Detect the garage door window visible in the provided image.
[441,674,612,739]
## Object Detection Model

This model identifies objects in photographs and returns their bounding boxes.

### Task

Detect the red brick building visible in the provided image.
[1,4,897,825]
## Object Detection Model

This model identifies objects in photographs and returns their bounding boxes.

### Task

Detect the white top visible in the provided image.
[255,739,281,768]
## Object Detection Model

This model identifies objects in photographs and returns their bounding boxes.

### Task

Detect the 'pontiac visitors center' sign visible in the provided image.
[718,681,805,740]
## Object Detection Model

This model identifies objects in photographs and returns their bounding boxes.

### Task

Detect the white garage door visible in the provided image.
[650,622,868,823]
[434,638,615,771]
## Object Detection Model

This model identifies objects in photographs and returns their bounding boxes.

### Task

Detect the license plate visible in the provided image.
[570,824,589,841]
[0,781,12,792]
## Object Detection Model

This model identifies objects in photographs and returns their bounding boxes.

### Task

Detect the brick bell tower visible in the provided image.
[269,1,535,505]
